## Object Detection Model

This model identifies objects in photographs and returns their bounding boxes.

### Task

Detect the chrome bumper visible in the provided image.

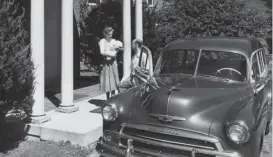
[96,131,243,157]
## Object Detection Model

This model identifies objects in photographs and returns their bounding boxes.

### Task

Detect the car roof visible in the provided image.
[164,37,263,58]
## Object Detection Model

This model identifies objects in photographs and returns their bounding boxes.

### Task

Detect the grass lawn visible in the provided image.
[0,140,95,157]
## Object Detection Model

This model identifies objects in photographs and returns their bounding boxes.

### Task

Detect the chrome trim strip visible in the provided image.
[149,113,187,122]
[122,123,222,145]
[124,133,215,150]
[98,136,243,157]
[98,140,187,157]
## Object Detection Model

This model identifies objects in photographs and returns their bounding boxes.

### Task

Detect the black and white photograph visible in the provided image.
[0,0,272,157]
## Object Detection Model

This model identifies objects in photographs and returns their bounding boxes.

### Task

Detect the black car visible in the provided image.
[96,37,272,157]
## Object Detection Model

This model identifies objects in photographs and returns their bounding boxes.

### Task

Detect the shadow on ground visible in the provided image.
[88,99,105,107]
[74,76,100,90]
[45,91,61,107]
[89,99,105,114]
[45,76,100,108]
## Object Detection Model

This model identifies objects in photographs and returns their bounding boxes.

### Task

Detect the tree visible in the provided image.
[79,0,159,75]
[152,0,272,53]
[78,0,124,74]
[0,0,34,119]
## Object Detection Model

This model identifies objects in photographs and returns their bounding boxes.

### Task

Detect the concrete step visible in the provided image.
[25,94,106,148]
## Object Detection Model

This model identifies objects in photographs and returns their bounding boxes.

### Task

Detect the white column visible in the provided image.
[58,0,79,113]
[122,0,132,80]
[135,0,143,41]
[30,0,50,124]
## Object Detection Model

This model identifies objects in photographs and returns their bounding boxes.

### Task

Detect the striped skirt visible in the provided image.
[100,58,120,92]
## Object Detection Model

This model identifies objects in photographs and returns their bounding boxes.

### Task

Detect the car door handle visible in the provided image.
[255,84,266,93]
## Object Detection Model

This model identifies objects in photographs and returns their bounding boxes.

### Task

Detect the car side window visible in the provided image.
[261,49,268,66]
[257,50,265,74]
[251,53,260,82]
[139,47,149,69]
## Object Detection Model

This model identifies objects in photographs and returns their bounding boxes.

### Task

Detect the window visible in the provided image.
[157,49,199,75]
[256,49,268,75]
[257,50,265,73]
[87,0,101,6]
[261,49,268,66]
[155,49,247,81]
[252,53,260,82]
[198,50,247,81]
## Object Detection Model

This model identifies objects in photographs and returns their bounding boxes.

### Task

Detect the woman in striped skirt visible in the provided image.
[99,27,123,100]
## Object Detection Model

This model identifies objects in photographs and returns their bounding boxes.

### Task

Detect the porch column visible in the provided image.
[29,0,50,124]
[122,0,132,80]
[135,0,143,41]
[57,0,79,113]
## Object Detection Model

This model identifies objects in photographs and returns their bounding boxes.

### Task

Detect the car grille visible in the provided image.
[120,127,216,157]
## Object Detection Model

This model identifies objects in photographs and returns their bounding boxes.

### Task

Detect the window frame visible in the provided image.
[262,49,267,64]
[258,49,267,77]
[250,48,267,80]
[251,53,260,82]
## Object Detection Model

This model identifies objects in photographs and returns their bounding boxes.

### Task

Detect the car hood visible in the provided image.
[128,75,252,134]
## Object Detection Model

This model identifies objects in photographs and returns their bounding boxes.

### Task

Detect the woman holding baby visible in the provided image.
[98,27,123,100]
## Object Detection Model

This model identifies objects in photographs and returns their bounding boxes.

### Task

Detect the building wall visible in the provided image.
[43,0,80,91]
[44,0,62,90]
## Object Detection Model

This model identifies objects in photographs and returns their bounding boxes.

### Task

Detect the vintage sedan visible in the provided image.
[96,37,272,157]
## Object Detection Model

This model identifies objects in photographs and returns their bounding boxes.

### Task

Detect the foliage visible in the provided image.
[78,0,102,72]
[0,0,34,117]
[151,0,272,53]
[79,0,158,75]
[79,0,124,76]
[79,0,271,72]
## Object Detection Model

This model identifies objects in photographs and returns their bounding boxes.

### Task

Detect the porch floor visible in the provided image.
[45,84,105,112]
[26,80,107,149]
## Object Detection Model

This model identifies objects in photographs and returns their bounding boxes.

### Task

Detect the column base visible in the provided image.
[56,105,79,113]
[25,115,51,124]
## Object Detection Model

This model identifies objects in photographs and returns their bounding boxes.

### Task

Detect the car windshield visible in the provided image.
[155,49,247,82]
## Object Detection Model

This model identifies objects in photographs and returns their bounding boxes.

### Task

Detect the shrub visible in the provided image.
[0,0,34,119]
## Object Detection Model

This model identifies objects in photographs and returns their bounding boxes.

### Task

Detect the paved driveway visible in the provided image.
[261,131,272,157]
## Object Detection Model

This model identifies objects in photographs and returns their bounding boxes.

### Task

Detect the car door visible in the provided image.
[251,49,271,128]
[131,45,154,86]
[261,48,272,122]
[118,45,154,90]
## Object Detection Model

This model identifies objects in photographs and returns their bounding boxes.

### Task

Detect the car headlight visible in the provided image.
[227,121,250,144]
[102,105,118,121]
